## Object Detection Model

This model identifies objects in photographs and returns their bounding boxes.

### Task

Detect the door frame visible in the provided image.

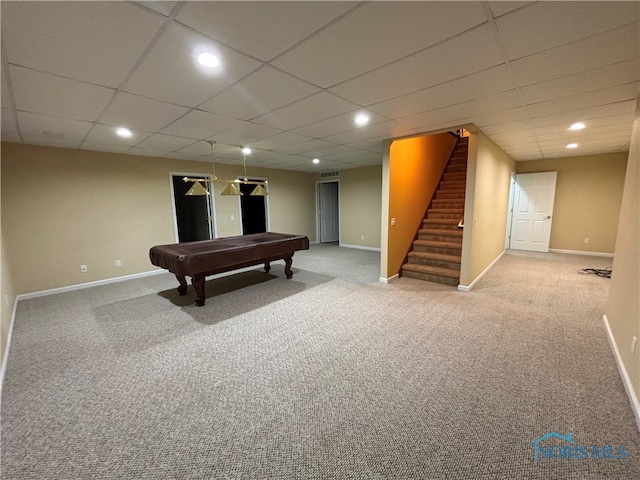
[236,175,270,235]
[169,172,217,242]
[315,179,340,244]
[505,172,516,249]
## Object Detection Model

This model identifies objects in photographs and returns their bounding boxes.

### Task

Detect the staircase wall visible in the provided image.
[386,133,457,278]
[458,131,516,288]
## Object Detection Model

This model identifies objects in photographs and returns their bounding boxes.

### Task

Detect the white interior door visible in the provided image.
[319,182,339,243]
[509,172,557,252]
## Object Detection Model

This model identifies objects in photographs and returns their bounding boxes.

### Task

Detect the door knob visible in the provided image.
[544,215,552,219]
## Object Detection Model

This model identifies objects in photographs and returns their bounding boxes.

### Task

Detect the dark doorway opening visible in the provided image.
[240,179,267,235]
[172,175,212,242]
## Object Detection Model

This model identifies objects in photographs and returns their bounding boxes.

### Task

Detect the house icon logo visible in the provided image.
[529,431,628,462]
[530,432,574,462]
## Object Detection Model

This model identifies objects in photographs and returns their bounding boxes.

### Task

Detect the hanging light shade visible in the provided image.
[220,182,243,196]
[185,180,210,196]
[249,184,268,196]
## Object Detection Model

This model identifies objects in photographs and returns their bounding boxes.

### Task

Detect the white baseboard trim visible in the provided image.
[339,243,381,252]
[549,248,614,258]
[457,250,505,292]
[379,274,399,284]
[603,314,640,432]
[0,296,19,396]
[17,269,167,301]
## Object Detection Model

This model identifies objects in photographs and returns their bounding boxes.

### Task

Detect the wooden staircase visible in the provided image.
[401,137,468,286]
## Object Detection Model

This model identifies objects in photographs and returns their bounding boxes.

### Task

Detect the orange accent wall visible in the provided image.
[387,133,457,277]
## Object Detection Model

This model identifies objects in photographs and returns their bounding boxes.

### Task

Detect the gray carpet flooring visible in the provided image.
[1,245,639,479]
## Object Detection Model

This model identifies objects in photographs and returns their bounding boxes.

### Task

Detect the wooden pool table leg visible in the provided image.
[176,275,188,295]
[284,256,293,279]
[264,261,271,273]
[192,276,205,307]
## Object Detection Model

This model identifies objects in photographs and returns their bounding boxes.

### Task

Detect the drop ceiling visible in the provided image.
[1,1,638,172]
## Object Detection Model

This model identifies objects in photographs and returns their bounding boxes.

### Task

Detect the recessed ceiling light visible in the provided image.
[355,113,370,126]
[241,147,252,155]
[116,127,132,138]
[312,158,320,164]
[197,52,220,68]
[569,122,586,130]
[566,143,578,149]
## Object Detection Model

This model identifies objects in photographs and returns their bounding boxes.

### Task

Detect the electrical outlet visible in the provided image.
[80,265,88,273]
[231,214,235,221]
[115,260,122,267]
[391,218,396,226]
[361,234,365,240]
[632,336,637,354]
[584,238,590,244]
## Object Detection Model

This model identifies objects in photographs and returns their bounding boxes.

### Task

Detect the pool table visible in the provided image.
[149,232,309,306]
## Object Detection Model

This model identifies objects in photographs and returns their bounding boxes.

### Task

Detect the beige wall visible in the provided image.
[1,162,16,367]
[339,166,382,249]
[606,98,640,406]
[516,153,627,254]
[1,142,316,295]
[460,132,515,287]
[385,133,457,278]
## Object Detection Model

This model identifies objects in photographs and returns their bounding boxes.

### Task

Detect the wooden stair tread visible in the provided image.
[419,228,463,236]
[414,239,462,249]
[408,251,461,264]
[423,218,460,225]
[428,208,463,213]
[402,263,460,279]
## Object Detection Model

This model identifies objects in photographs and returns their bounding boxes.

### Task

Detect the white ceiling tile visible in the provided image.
[2,1,163,87]
[211,122,283,146]
[16,111,93,140]
[400,90,522,130]
[330,25,505,106]
[278,139,338,155]
[84,124,153,146]
[533,114,635,136]
[99,92,190,132]
[526,82,640,118]
[520,59,640,105]
[1,68,13,108]
[10,66,115,122]
[368,64,516,119]
[471,107,531,127]
[1,108,18,133]
[510,22,640,86]
[272,1,486,87]
[123,24,262,107]
[136,1,178,17]
[176,1,357,61]
[250,132,312,150]
[324,121,413,144]
[488,2,534,18]
[198,67,320,120]
[160,110,240,139]
[348,139,385,153]
[497,2,639,60]
[479,120,534,135]
[252,92,359,130]
[134,133,195,151]
[527,100,638,128]
[291,110,389,139]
